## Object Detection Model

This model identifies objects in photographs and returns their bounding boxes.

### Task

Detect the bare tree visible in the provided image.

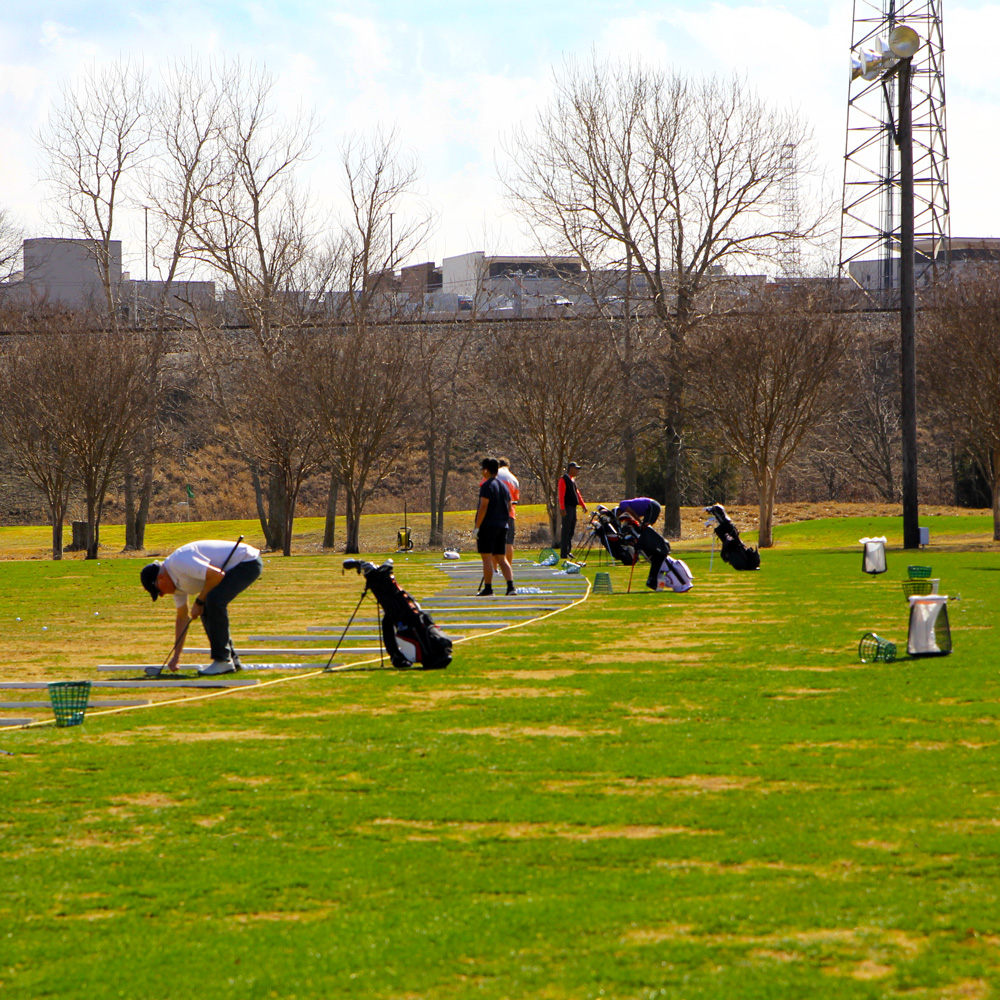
[187,62,319,338]
[308,325,413,553]
[0,320,157,559]
[179,62,324,552]
[338,127,431,324]
[689,287,848,546]
[837,327,901,502]
[409,323,474,545]
[232,334,324,556]
[505,57,821,535]
[0,208,23,283]
[37,60,150,319]
[923,268,1000,538]
[479,321,624,541]
[37,60,159,550]
[0,328,75,558]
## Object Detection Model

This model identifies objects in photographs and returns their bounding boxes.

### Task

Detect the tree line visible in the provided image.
[4,269,998,561]
[1,55,998,555]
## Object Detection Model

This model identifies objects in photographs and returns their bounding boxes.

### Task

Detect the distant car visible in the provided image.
[457,295,473,311]
[549,296,573,307]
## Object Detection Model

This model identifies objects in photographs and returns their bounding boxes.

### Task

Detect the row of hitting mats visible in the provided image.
[860,536,952,657]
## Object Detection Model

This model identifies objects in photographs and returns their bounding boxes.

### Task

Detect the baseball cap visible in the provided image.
[140,562,162,601]
[567,461,581,469]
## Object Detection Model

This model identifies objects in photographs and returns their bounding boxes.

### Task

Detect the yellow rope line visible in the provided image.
[10,568,592,731]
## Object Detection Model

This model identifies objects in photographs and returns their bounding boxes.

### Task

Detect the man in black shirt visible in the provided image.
[474,457,515,596]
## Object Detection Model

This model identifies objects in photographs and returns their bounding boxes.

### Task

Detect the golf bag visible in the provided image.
[705,504,761,571]
[588,507,638,565]
[344,559,452,670]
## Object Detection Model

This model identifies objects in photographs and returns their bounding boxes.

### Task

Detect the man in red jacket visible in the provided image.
[557,461,588,559]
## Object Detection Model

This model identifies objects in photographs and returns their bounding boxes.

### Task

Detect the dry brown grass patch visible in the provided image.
[394,686,584,703]
[443,725,618,739]
[362,818,717,842]
[111,793,183,809]
[489,669,580,679]
[228,908,335,923]
[544,773,808,796]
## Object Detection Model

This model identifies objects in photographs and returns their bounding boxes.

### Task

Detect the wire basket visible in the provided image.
[908,565,932,579]
[537,548,558,566]
[902,578,935,598]
[858,632,896,664]
[592,572,613,594]
[48,681,91,728]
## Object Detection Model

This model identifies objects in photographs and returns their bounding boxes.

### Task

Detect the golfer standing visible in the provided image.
[474,458,515,596]
[558,461,588,559]
[497,457,520,568]
[140,539,263,675]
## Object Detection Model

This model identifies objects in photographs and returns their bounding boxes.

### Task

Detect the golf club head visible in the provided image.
[705,504,727,523]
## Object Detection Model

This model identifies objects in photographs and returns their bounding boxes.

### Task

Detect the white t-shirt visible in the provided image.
[163,540,261,608]
[497,468,520,518]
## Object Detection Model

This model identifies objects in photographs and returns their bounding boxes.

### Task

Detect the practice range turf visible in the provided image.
[1,512,999,999]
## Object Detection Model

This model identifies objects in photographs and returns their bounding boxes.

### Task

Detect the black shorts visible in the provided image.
[477,524,507,556]
[505,519,515,546]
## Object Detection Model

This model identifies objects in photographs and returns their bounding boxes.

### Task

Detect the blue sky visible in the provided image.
[1,1,997,276]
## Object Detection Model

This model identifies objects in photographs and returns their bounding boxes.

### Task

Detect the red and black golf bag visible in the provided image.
[705,504,761,571]
[344,559,452,670]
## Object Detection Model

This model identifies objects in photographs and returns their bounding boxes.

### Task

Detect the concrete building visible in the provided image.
[848,237,1000,292]
[442,252,582,297]
[122,277,218,323]
[21,237,122,309]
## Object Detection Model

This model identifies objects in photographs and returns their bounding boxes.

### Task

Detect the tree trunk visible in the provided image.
[660,293,690,540]
[623,422,637,498]
[136,448,154,550]
[345,490,360,554]
[282,478,298,557]
[51,517,64,561]
[431,426,452,547]
[758,470,776,548]
[267,473,287,554]
[323,472,339,548]
[661,423,682,538]
[251,464,277,551]
[427,429,439,547]
[123,469,138,550]
[85,497,100,560]
[993,450,1000,542]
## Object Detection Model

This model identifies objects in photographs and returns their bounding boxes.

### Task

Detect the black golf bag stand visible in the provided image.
[705,504,761,571]
[326,559,452,671]
[583,506,639,566]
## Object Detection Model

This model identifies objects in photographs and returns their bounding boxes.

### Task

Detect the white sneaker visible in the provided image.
[199,659,235,676]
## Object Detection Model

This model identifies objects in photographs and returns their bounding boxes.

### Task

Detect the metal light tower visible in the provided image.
[778,143,803,280]
[841,0,950,293]
[847,19,926,549]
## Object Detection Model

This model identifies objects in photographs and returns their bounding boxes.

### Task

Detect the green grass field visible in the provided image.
[1,513,999,999]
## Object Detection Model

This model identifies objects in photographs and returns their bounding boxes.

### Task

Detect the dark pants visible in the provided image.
[201,556,263,661]
[560,509,577,558]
